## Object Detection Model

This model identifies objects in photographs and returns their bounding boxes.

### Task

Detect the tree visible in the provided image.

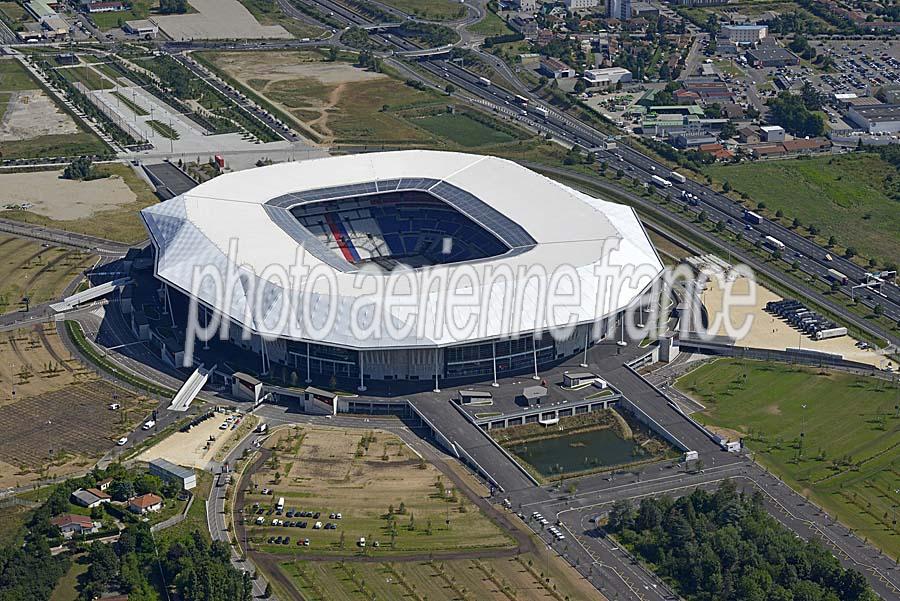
[159,0,188,14]
[62,157,94,181]
[845,247,857,259]
[722,180,732,193]
[444,83,455,94]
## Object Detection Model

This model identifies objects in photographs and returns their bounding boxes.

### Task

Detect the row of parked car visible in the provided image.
[267,536,311,547]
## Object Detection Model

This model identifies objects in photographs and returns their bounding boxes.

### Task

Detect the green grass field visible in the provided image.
[412,112,515,147]
[0,59,39,92]
[111,91,149,116]
[146,119,180,139]
[677,359,900,557]
[704,154,900,263]
[468,10,513,36]
[378,0,466,20]
[55,66,114,91]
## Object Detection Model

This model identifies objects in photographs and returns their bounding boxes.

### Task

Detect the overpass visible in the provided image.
[50,277,131,313]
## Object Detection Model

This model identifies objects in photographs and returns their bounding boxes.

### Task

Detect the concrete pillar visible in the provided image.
[305,341,312,384]
[531,336,540,380]
[358,351,366,392]
[491,341,499,387]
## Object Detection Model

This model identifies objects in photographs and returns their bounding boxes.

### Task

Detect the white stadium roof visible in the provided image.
[142,151,663,350]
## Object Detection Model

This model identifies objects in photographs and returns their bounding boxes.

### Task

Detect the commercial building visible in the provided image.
[141,151,663,389]
[124,19,159,37]
[760,125,785,142]
[539,57,575,78]
[720,24,768,44]
[746,45,799,68]
[582,67,632,88]
[148,458,197,490]
[846,104,900,134]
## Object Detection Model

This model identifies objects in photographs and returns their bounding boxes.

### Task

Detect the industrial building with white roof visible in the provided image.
[141,151,663,387]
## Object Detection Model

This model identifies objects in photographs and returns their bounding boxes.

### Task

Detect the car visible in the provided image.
[116,437,128,446]
[303,538,310,546]
[261,488,270,495]
[286,511,294,518]
[313,521,322,529]
[142,420,156,430]
[299,521,307,528]
[313,512,320,519]
[274,536,282,544]
[283,537,290,545]
[108,403,120,410]
[219,423,228,430]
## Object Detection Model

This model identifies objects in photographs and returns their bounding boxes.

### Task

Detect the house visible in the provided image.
[128,493,163,514]
[751,144,786,158]
[782,138,831,155]
[539,57,575,79]
[71,488,111,508]
[50,514,97,537]
[674,89,701,105]
[737,126,761,144]
[96,477,113,491]
[149,458,197,491]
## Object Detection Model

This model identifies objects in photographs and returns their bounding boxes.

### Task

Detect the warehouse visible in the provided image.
[846,104,900,134]
[746,45,799,68]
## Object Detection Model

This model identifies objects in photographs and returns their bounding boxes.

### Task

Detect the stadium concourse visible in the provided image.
[140,151,664,392]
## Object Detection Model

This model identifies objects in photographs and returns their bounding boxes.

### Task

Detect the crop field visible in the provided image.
[676,358,900,557]
[201,51,533,149]
[469,10,513,36]
[243,426,514,557]
[0,237,96,313]
[281,553,606,601]
[0,163,157,244]
[704,153,900,263]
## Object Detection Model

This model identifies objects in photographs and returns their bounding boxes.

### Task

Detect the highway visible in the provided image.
[413,58,900,345]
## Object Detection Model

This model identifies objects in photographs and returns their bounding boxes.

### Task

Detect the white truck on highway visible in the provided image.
[533,105,550,118]
[669,171,686,184]
[651,174,672,188]
[763,235,785,251]
[478,76,491,86]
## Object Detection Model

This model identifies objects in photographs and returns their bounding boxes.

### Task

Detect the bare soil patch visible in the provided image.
[0,169,137,221]
[0,90,80,142]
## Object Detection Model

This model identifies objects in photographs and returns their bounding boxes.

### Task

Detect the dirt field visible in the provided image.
[0,325,88,402]
[136,410,246,470]
[0,236,97,312]
[0,169,136,220]
[155,0,291,40]
[208,52,389,143]
[702,275,890,368]
[243,425,514,557]
[0,89,80,142]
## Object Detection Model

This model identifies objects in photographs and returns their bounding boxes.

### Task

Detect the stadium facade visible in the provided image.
[141,151,663,388]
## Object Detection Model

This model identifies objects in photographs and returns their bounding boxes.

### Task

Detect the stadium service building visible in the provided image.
[141,151,663,389]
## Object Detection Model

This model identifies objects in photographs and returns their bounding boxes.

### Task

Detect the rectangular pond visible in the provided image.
[507,428,647,477]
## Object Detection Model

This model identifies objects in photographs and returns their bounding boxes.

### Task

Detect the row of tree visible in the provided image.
[605,480,877,601]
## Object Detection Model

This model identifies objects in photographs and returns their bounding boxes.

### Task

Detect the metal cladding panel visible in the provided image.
[141,151,664,350]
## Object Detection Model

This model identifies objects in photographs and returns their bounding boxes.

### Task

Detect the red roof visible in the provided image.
[129,493,162,509]
[698,143,724,153]
[85,488,110,500]
[50,514,93,529]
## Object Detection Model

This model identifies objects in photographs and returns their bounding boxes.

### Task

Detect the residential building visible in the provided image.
[782,138,831,155]
[149,458,197,491]
[96,477,113,491]
[846,104,900,134]
[582,66,632,87]
[539,57,575,79]
[50,514,97,538]
[676,0,727,5]
[630,2,659,17]
[517,0,539,10]
[760,125,785,142]
[738,126,761,144]
[720,24,768,44]
[128,493,163,514]
[607,0,631,20]
[71,488,111,508]
[564,0,600,10]
[83,1,127,13]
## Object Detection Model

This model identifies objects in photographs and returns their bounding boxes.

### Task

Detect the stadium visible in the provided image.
[140,151,664,390]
